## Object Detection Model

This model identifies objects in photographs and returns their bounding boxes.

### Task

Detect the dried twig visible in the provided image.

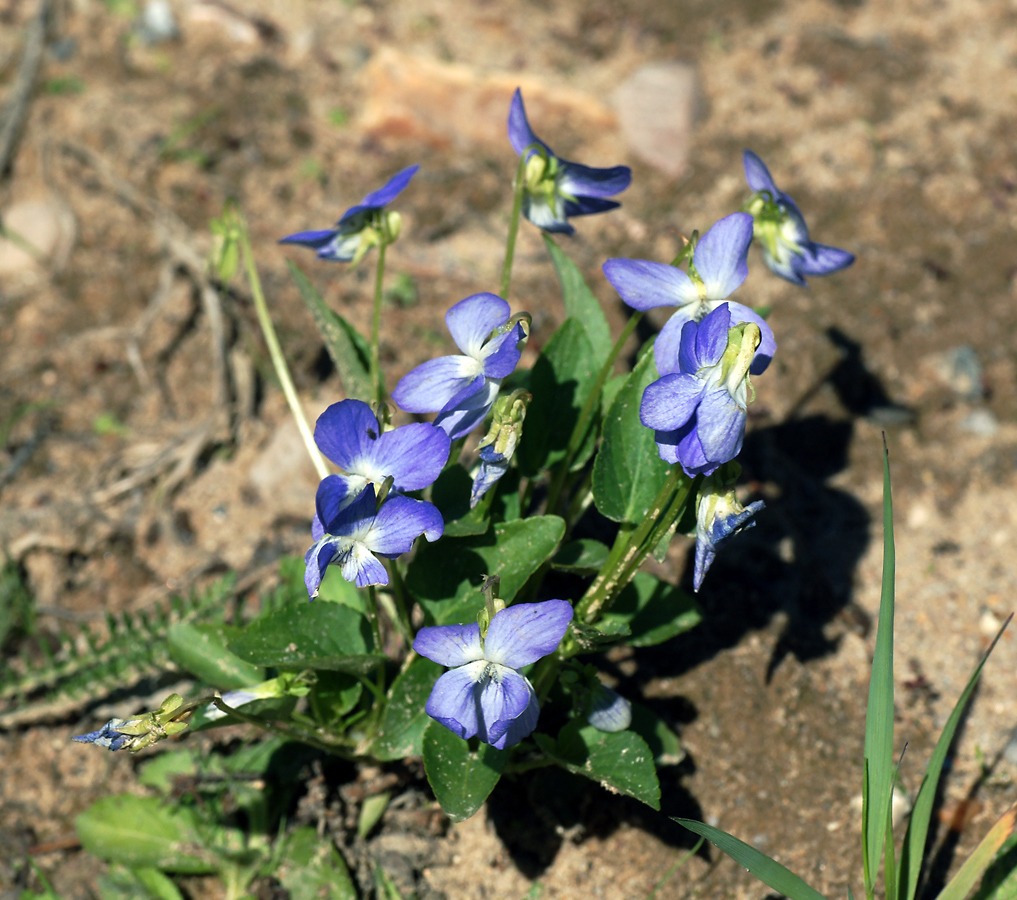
[0,0,49,178]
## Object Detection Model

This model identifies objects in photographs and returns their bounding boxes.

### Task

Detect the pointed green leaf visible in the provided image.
[592,346,672,524]
[518,318,599,475]
[936,806,1017,900]
[372,656,443,761]
[900,616,1014,900]
[166,623,264,690]
[534,721,660,809]
[278,825,357,900]
[972,832,1017,900]
[629,702,684,765]
[423,722,509,822]
[76,795,214,873]
[287,260,372,399]
[407,516,565,625]
[600,572,701,647]
[674,819,830,900]
[543,235,612,364]
[863,445,896,894]
[228,602,383,675]
[551,539,609,575]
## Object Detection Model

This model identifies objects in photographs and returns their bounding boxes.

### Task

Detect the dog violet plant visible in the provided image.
[89,88,1016,900]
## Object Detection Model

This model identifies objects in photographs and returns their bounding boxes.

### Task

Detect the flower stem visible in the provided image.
[544,310,644,517]
[239,221,329,480]
[212,696,352,757]
[383,560,414,645]
[500,152,529,300]
[370,240,388,405]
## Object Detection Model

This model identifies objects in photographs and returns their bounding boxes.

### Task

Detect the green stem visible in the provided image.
[544,311,644,517]
[370,240,388,404]
[239,223,329,480]
[211,697,352,757]
[500,152,529,300]
[384,560,413,645]
[365,585,384,655]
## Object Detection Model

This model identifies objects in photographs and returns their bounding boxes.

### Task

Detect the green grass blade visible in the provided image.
[674,819,830,900]
[864,442,896,896]
[935,804,1017,900]
[898,614,1013,900]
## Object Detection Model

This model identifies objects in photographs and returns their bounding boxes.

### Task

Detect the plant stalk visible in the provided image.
[371,240,388,404]
[500,152,529,300]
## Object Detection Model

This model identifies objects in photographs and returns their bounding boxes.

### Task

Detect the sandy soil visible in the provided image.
[2,0,1016,897]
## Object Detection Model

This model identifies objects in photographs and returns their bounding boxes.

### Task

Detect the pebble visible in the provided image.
[957,407,999,437]
[935,345,984,400]
[137,0,180,45]
[612,62,699,177]
[0,197,76,277]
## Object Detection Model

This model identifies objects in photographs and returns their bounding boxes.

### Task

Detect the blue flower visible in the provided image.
[742,150,854,286]
[693,474,765,591]
[603,212,775,375]
[586,685,632,733]
[279,165,418,265]
[413,599,573,749]
[508,89,631,235]
[71,694,194,752]
[641,303,761,476]
[392,293,529,440]
[311,400,450,518]
[73,718,134,751]
[470,391,529,508]
[304,483,443,597]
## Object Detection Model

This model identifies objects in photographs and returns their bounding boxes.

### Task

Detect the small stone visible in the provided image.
[0,197,76,277]
[187,0,259,44]
[612,62,699,177]
[933,345,984,400]
[958,408,999,437]
[137,0,180,45]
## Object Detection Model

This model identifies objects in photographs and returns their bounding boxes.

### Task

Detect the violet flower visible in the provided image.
[304,483,443,597]
[693,474,765,591]
[603,212,775,374]
[279,165,418,265]
[508,88,631,235]
[413,599,573,749]
[392,293,529,440]
[641,303,761,476]
[743,150,854,286]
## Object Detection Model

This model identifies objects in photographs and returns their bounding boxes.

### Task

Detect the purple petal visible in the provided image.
[743,150,779,195]
[653,315,696,376]
[477,668,534,744]
[279,228,338,249]
[695,389,746,466]
[724,301,777,375]
[358,164,419,209]
[558,161,632,199]
[311,514,325,542]
[413,623,484,667]
[695,303,733,366]
[365,495,444,556]
[563,196,621,218]
[470,455,509,508]
[492,686,540,749]
[315,475,354,533]
[602,258,699,311]
[446,293,510,359]
[479,320,526,379]
[339,542,389,587]
[587,686,632,732]
[522,195,572,234]
[507,88,549,157]
[675,423,715,476]
[304,538,337,599]
[434,378,500,440]
[484,599,574,669]
[640,373,704,432]
[426,661,487,740]
[392,355,485,414]
[762,245,807,286]
[796,242,855,277]
[693,213,753,300]
[372,423,451,491]
[693,532,716,592]
[314,400,381,471]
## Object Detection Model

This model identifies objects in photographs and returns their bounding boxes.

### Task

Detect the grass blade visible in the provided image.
[935,804,1017,900]
[674,819,830,900]
[863,440,896,896]
[898,614,1013,900]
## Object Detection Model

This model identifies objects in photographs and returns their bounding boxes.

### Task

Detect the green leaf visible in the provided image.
[407,516,565,625]
[430,464,493,538]
[228,603,383,675]
[674,819,830,900]
[166,623,264,690]
[287,260,372,400]
[372,656,443,761]
[76,795,215,873]
[863,445,896,895]
[518,319,599,475]
[937,806,1017,900]
[567,620,630,652]
[542,235,612,364]
[972,832,1017,900]
[130,868,184,900]
[535,722,660,809]
[900,618,1014,900]
[278,826,357,900]
[600,572,701,647]
[315,567,367,612]
[629,702,684,765]
[593,347,672,524]
[422,722,509,822]
[312,671,363,723]
[551,539,609,575]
